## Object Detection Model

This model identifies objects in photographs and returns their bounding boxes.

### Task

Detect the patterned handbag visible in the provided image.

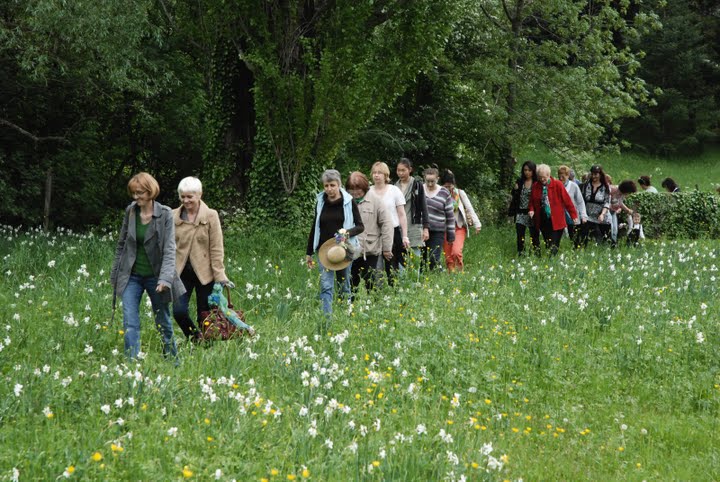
[198,286,247,341]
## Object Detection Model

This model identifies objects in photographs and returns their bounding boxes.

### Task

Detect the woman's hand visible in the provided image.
[402,236,411,249]
[599,212,605,222]
[155,282,169,293]
[474,226,481,234]
[422,228,429,242]
[383,251,393,261]
[306,255,315,269]
[529,211,535,219]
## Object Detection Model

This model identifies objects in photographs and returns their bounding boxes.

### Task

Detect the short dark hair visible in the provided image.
[397,157,413,171]
[661,177,679,192]
[618,180,637,195]
[638,175,652,187]
[440,169,456,186]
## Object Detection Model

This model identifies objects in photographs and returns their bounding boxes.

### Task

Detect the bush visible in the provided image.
[628,191,720,238]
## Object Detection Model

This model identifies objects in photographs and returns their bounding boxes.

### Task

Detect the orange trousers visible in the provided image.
[443,226,466,272]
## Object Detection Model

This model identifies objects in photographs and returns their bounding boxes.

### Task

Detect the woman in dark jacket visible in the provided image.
[396,158,429,269]
[509,161,538,256]
[110,172,185,359]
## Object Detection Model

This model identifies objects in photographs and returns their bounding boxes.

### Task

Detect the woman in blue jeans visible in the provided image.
[306,169,364,315]
[111,172,185,359]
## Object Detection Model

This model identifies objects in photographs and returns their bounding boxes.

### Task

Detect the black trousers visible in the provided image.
[516,223,538,255]
[173,264,213,339]
[580,221,610,247]
[566,223,582,249]
[531,217,563,256]
[383,226,403,286]
[351,254,380,292]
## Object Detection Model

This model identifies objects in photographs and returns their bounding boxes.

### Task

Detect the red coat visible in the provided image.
[528,178,578,231]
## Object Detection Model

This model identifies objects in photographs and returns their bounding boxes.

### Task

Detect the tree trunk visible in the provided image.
[43,166,53,232]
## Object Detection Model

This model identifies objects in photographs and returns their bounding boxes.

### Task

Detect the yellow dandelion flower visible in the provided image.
[207,436,214,442]
[302,468,310,478]
[66,466,75,474]
[91,452,103,462]
[372,461,380,467]
[270,469,279,476]
[485,399,492,405]
[182,466,193,478]
[204,418,211,425]
[471,462,479,469]
[287,475,296,481]
[618,447,625,452]
[500,454,509,463]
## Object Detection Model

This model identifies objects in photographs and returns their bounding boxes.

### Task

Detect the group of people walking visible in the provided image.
[509,162,677,256]
[110,173,250,361]
[108,163,686,355]
[306,160,481,315]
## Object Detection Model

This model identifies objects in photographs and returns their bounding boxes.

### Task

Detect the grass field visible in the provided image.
[1,224,719,480]
[518,145,720,192]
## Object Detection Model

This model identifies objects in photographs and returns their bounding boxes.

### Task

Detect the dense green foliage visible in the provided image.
[2,0,718,229]
[628,191,720,239]
[1,226,720,479]
[622,0,720,154]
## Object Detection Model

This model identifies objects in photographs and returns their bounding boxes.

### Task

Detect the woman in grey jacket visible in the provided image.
[110,172,185,360]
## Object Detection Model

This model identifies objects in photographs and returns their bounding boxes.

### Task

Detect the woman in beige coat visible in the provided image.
[345,172,393,292]
[172,177,239,341]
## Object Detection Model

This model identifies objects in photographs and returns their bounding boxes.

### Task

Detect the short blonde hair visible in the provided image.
[371,162,390,183]
[557,165,570,177]
[128,172,160,200]
[178,176,203,195]
[536,164,551,177]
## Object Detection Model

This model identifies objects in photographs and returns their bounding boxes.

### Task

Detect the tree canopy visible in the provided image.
[1,0,716,228]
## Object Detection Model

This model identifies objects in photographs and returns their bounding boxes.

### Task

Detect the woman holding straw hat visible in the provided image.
[306,169,364,315]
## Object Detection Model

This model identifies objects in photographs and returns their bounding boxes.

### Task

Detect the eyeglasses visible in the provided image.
[133,190,148,197]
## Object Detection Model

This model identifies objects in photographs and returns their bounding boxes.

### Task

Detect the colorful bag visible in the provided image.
[199,286,247,341]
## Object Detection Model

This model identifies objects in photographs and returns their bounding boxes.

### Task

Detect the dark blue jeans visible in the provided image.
[423,230,446,271]
[121,273,177,359]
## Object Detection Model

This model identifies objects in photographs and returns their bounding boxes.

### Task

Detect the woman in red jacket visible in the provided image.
[528,164,579,256]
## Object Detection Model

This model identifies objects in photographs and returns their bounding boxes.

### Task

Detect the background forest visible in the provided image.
[1,0,719,230]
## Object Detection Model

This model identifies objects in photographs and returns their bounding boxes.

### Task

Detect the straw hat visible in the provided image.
[317,238,352,271]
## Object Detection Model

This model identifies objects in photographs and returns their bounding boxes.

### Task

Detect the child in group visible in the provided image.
[626,211,644,246]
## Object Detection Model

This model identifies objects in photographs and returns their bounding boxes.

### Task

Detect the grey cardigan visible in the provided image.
[110,201,186,303]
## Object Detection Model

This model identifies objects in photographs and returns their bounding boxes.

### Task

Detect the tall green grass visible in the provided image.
[0,225,719,480]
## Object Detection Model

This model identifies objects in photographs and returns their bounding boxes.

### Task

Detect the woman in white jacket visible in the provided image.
[440,169,481,272]
[558,166,587,248]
